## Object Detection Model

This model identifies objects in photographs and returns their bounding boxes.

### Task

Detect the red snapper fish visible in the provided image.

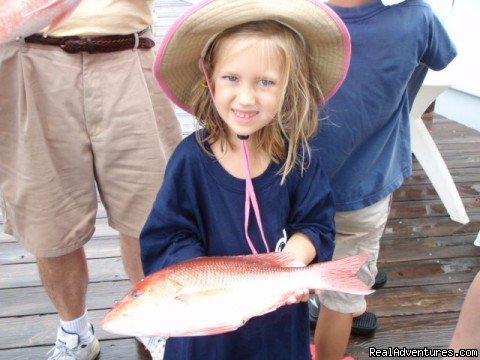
[0,0,81,44]
[102,253,373,338]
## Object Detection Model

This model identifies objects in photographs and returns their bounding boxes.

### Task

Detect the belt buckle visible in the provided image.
[59,36,83,53]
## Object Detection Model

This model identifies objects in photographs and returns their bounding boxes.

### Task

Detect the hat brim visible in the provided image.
[154,0,351,114]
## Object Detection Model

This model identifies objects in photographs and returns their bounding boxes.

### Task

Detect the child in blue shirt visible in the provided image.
[311,1,457,359]
[140,0,352,359]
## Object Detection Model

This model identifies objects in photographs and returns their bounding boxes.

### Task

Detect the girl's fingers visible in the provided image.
[286,289,309,304]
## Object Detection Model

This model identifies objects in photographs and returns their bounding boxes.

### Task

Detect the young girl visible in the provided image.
[140,0,350,359]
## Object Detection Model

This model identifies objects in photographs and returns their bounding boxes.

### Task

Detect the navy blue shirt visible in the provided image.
[313,0,457,211]
[141,132,335,360]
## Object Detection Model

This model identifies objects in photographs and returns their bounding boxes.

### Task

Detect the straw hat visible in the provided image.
[153,0,351,114]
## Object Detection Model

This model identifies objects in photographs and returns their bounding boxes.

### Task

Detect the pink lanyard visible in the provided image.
[240,138,270,254]
[200,59,270,254]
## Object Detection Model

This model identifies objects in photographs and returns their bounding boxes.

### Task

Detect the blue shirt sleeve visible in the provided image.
[140,143,206,276]
[286,153,336,263]
[420,9,457,70]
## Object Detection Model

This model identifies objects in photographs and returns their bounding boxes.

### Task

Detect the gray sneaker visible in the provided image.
[47,325,100,360]
[137,336,166,360]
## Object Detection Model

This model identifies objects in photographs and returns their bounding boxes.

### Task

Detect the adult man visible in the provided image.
[0,1,182,359]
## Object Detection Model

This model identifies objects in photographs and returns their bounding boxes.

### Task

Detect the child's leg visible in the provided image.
[315,195,391,359]
[315,306,353,360]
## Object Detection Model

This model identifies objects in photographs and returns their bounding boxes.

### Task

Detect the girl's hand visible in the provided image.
[286,288,310,304]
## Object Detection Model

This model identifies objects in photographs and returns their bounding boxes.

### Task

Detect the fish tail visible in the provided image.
[308,254,374,295]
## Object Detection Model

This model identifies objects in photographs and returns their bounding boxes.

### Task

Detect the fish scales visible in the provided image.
[168,256,304,289]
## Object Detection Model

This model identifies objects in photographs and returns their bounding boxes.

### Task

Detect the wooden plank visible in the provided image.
[0,230,15,243]
[423,119,480,136]
[379,257,480,288]
[0,309,129,350]
[0,339,151,360]
[0,280,132,318]
[389,197,480,220]
[366,282,469,317]
[0,258,128,289]
[407,166,480,185]
[379,233,480,263]
[426,146,480,159]
[423,125,479,136]
[412,154,480,170]
[392,184,480,203]
[0,237,121,265]
[427,135,480,145]
[427,131,480,143]
[347,312,459,356]
[383,216,480,240]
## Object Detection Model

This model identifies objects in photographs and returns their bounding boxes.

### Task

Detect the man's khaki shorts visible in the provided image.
[318,194,392,314]
[0,35,182,257]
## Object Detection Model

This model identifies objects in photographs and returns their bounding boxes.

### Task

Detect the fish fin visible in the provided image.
[233,253,299,268]
[308,254,374,295]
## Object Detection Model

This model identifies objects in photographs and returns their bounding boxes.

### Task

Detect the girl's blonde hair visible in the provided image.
[191,20,324,183]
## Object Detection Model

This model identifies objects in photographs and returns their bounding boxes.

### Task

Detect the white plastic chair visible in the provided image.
[410,80,470,225]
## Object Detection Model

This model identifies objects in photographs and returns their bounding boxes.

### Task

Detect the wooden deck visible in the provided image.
[1,113,479,359]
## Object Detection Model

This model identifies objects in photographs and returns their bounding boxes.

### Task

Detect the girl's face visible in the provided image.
[212,36,284,142]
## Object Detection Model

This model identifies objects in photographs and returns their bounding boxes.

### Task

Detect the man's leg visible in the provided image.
[38,247,100,359]
[120,233,144,285]
[315,306,353,360]
[37,247,88,320]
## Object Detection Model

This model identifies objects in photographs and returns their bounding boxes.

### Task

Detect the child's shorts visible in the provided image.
[0,35,182,258]
[318,194,392,314]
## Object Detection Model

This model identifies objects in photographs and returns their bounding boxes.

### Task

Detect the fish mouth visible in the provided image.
[102,311,133,336]
[102,313,165,338]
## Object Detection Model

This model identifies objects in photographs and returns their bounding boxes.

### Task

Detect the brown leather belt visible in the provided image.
[24,28,155,54]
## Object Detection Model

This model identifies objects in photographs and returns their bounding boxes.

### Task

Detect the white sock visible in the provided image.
[60,309,94,344]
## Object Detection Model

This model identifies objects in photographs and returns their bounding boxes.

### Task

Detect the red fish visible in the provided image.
[102,253,373,338]
[0,0,81,44]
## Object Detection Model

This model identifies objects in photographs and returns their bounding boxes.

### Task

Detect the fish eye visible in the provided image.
[130,290,140,298]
